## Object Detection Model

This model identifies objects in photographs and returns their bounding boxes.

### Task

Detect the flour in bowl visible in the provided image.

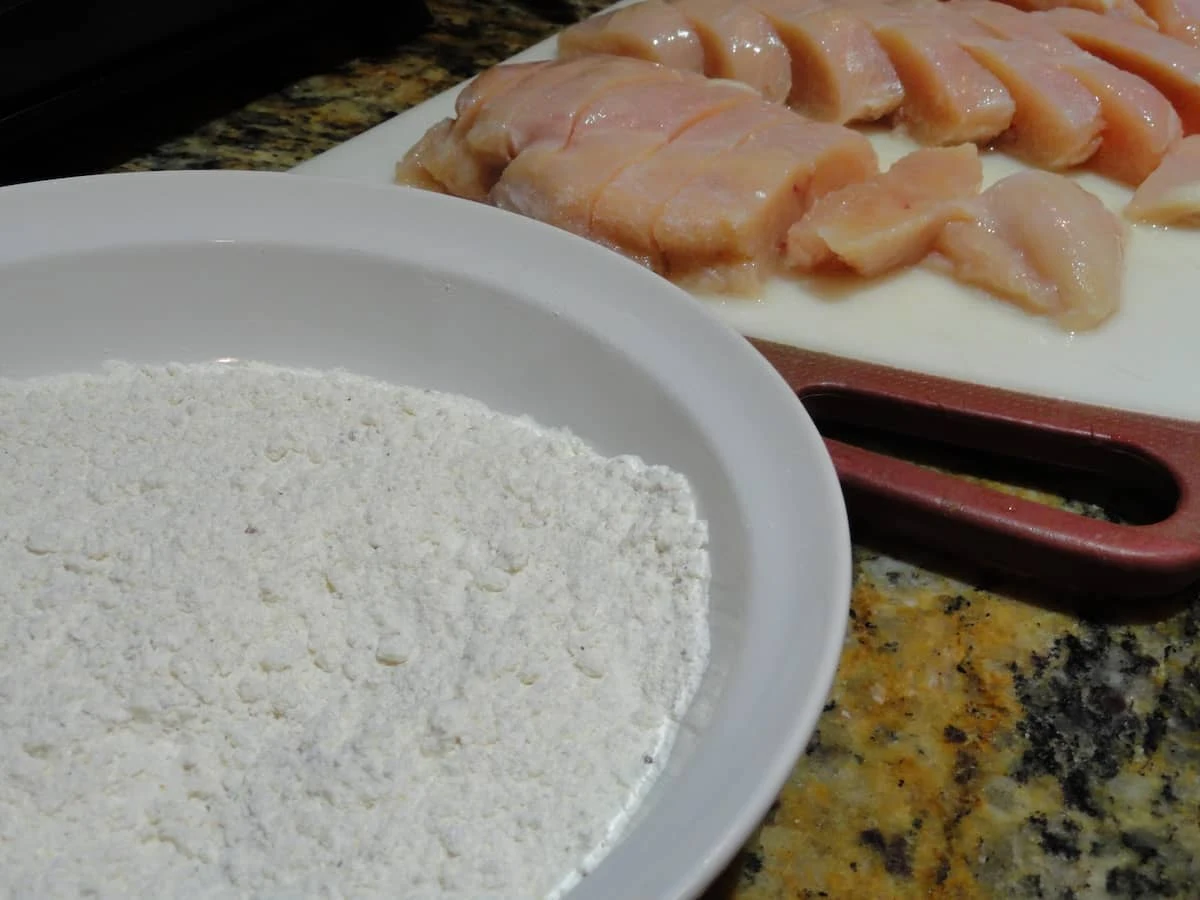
[0,361,710,899]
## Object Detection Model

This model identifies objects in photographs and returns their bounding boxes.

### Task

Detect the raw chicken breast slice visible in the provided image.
[868,15,1017,144]
[452,61,554,130]
[395,118,455,193]
[991,0,1157,27]
[751,0,905,121]
[489,133,668,241]
[466,56,678,179]
[557,0,706,73]
[1064,56,1183,184]
[657,121,879,292]
[1135,0,1200,47]
[738,114,882,199]
[948,0,1081,49]
[568,68,758,137]
[952,0,1182,182]
[670,0,793,103]
[1126,134,1200,223]
[396,63,554,198]
[933,171,1124,331]
[767,5,906,122]
[1041,8,1200,133]
[588,89,779,268]
[960,38,1103,169]
[492,87,767,248]
[786,144,982,276]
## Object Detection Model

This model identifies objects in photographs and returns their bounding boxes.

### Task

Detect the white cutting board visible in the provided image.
[292,8,1200,422]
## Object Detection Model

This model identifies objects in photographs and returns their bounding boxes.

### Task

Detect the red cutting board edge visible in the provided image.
[291,1,1200,424]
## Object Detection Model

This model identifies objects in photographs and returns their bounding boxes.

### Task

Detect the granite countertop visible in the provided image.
[110,3,1200,896]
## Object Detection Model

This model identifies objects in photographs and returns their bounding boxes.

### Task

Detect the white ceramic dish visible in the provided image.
[0,170,852,900]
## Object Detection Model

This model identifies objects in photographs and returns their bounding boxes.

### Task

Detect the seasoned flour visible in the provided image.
[0,361,710,899]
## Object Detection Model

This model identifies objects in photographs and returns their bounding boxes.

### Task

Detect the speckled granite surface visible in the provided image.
[109,2,1200,897]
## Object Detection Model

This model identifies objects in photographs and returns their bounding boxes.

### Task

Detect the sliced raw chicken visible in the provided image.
[933,171,1124,331]
[992,0,1157,27]
[493,87,766,252]
[960,38,1103,169]
[1126,134,1200,222]
[868,14,1017,144]
[785,144,982,276]
[568,72,759,137]
[589,99,787,269]
[767,5,906,122]
[656,120,879,291]
[952,0,1182,182]
[670,0,793,103]
[395,62,553,198]
[752,0,906,121]
[1064,56,1183,183]
[465,56,677,182]
[1041,7,1200,133]
[401,57,866,293]
[1135,0,1200,47]
[737,113,881,199]
[557,0,705,73]
[489,133,667,241]
[395,118,455,192]
[452,61,555,130]
[948,0,1082,48]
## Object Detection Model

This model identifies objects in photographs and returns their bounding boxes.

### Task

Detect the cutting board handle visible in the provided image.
[750,338,1200,597]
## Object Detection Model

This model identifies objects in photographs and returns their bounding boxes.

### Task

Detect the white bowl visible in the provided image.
[0,171,851,900]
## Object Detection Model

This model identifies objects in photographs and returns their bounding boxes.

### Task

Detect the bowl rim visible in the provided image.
[0,170,853,900]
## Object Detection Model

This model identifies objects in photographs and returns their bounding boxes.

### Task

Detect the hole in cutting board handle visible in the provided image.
[799,387,1181,527]
[748,338,1200,597]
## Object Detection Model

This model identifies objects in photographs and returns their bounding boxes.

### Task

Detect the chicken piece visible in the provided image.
[785,144,982,276]
[1065,56,1183,184]
[657,120,879,291]
[953,0,1182,183]
[960,38,1103,169]
[869,14,1016,144]
[992,0,1157,27]
[453,61,555,130]
[588,97,786,269]
[1041,7,1200,133]
[395,118,455,192]
[933,171,1124,330]
[466,56,678,182]
[492,87,766,247]
[752,0,906,121]
[558,0,706,73]
[948,0,1080,49]
[489,133,668,240]
[1135,0,1200,47]
[768,5,906,122]
[1126,134,1200,223]
[670,0,793,103]
[396,62,553,198]
[568,71,759,137]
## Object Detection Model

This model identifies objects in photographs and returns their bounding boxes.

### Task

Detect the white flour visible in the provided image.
[0,361,711,899]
